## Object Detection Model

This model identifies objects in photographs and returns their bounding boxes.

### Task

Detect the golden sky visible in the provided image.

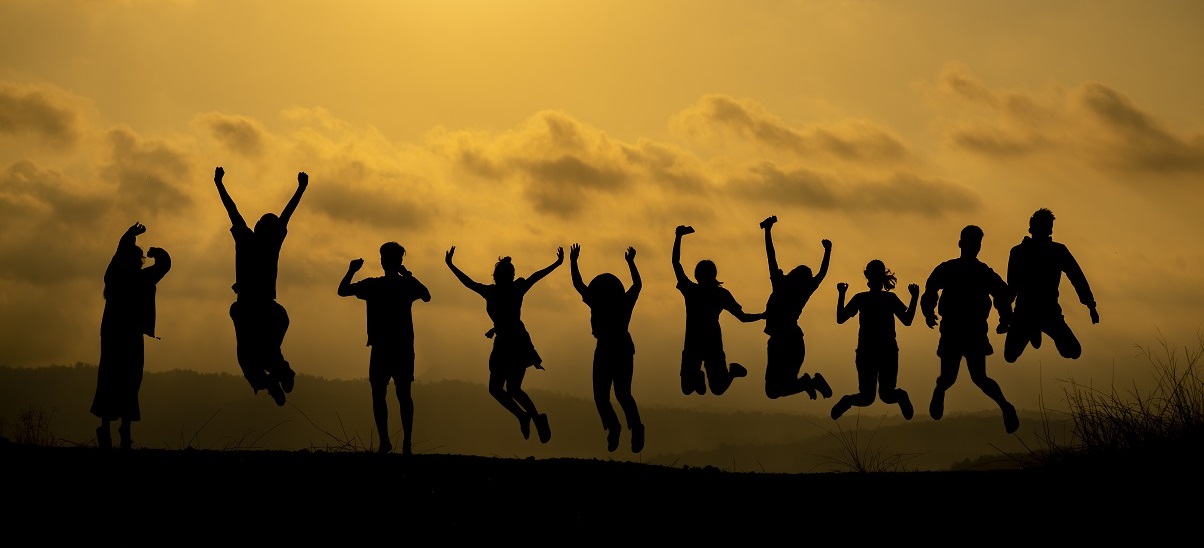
[1,0,1202,417]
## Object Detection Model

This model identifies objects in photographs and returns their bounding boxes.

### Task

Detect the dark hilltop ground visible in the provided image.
[2,441,1191,541]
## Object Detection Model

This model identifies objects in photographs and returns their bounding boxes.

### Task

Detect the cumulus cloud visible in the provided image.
[736,161,979,217]
[195,112,268,159]
[0,82,83,148]
[931,63,1204,176]
[100,127,193,215]
[672,94,910,163]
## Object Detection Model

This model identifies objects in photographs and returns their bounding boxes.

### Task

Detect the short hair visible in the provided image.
[380,241,405,264]
[1030,208,1055,230]
[961,225,984,242]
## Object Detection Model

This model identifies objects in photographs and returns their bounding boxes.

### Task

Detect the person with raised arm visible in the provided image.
[569,243,645,453]
[830,260,919,421]
[214,166,307,406]
[91,222,171,449]
[445,245,563,443]
[338,242,431,455]
[757,215,833,402]
[672,225,763,397]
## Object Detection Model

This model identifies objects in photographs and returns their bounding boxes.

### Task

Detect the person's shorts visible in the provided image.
[369,343,415,385]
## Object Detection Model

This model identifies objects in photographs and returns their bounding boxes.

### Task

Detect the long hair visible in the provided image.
[863,259,897,291]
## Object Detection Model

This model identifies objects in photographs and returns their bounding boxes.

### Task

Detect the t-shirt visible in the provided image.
[921,256,1010,326]
[346,274,428,346]
[846,290,907,349]
[677,279,742,344]
[582,286,640,341]
[1008,236,1095,314]
[231,224,286,300]
[763,268,820,336]
[483,278,534,336]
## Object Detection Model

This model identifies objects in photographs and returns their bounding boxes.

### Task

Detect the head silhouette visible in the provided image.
[494,256,515,284]
[863,259,897,291]
[588,273,625,301]
[380,241,405,274]
[254,213,284,240]
[959,225,984,258]
[1029,208,1055,238]
[117,244,144,271]
[694,260,719,285]
[786,265,814,285]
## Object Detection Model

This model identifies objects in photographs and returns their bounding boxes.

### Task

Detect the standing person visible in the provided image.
[569,243,645,453]
[213,166,307,406]
[831,260,919,420]
[672,225,763,397]
[1003,208,1100,363]
[445,246,563,443]
[91,222,171,450]
[758,215,833,401]
[338,242,431,455]
[921,225,1019,434]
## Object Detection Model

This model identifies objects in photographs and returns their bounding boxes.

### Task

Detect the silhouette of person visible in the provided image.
[214,166,307,406]
[672,225,763,396]
[569,243,645,453]
[831,260,918,420]
[758,216,833,401]
[920,225,1019,434]
[338,242,431,455]
[446,246,563,443]
[91,222,171,450]
[1003,208,1100,363]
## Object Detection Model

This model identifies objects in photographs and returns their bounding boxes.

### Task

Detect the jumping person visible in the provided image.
[1003,208,1100,363]
[672,225,763,397]
[758,215,833,401]
[338,242,431,455]
[213,166,307,406]
[91,222,171,449]
[569,243,645,453]
[921,225,1019,434]
[445,246,563,443]
[831,260,919,420]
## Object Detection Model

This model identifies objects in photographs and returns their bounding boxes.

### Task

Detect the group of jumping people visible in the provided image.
[89,167,1099,454]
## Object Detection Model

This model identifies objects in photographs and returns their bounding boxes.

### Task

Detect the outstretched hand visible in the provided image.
[445,246,456,265]
[349,258,364,272]
[836,282,848,293]
[569,243,581,261]
[625,246,636,262]
[676,225,695,237]
[1090,307,1100,324]
[298,172,308,189]
[127,222,146,237]
[822,239,832,251]
[555,246,565,262]
[760,216,777,230]
[907,283,920,297]
[214,166,224,183]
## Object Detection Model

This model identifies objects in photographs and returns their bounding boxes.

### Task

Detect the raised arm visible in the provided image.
[761,216,779,276]
[898,284,919,327]
[835,283,855,324]
[213,167,246,228]
[569,243,588,297]
[337,258,364,297]
[280,172,308,227]
[814,239,832,283]
[625,246,641,297]
[673,225,694,284]
[527,247,565,286]
[445,246,488,296]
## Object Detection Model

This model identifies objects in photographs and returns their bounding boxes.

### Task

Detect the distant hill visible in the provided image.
[0,364,1060,471]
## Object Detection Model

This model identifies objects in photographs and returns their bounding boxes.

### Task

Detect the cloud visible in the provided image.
[736,161,980,217]
[672,94,910,163]
[100,127,193,215]
[195,112,268,159]
[931,63,1204,176]
[0,82,83,148]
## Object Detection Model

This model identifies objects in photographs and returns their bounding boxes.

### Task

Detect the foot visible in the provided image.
[266,381,286,406]
[118,426,132,450]
[519,414,532,440]
[378,439,392,454]
[631,424,645,453]
[899,393,914,420]
[534,413,552,444]
[830,396,852,420]
[802,373,817,400]
[279,363,295,394]
[1002,403,1020,434]
[401,440,412,456]
[606,425,621,453]
[813,373,833,399]
[930,389,945,420]
[730,362,748,378]
[96,426,112,450]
